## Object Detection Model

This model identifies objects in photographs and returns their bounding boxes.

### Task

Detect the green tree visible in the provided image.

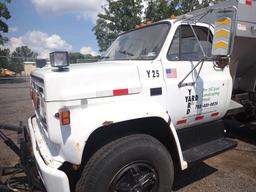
[69,52,99,64]
[11,46,38,73]
[12,46,38,60]
[145,0,225,21]
[0,48,10,69]
[177,0,225,14]
[0,0,11,45]
[145,0,179,21]
[69,52,85,63]
[177,0,201,13]
[199,0,224,9]
[145,0,204,17]
[93,0,143,52]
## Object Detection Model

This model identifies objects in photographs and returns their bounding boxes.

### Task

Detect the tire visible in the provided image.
[76,134,174,192]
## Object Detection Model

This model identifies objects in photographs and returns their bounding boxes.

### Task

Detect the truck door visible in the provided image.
[162,24,232,128]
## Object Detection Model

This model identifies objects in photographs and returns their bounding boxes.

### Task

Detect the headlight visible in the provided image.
[50,51,69,68]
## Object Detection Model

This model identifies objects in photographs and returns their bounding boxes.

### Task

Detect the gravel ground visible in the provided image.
[0,78,256,192]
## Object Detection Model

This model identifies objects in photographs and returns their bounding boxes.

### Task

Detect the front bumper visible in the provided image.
[28,115,70,192]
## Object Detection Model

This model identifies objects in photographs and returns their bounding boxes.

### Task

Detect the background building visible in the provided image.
[23,61,36,76]
[23,59,48,76]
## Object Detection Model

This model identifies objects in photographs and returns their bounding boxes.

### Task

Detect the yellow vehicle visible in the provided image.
[0,68,16,77]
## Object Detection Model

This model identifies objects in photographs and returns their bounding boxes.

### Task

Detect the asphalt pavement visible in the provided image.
[0,78,255,192]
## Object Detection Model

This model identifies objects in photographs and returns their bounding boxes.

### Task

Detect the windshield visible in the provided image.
[103,23,170,61]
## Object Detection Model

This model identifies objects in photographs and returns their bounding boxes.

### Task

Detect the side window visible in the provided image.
[167,28,180,61]
[167,25,212,61]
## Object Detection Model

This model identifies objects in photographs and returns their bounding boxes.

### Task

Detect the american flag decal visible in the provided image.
[166,68,177,78]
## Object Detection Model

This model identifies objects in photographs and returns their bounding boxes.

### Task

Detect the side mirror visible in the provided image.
[211,10,236,57]
[214,56,230,69]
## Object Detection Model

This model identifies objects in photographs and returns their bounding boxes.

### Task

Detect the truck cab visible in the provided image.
[28,5,240,192]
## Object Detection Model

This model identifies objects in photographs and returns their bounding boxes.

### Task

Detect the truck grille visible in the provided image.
[30,76,47,129]
[31,75,44,85]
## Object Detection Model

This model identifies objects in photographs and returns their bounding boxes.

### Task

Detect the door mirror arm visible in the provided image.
[178,59,205,88]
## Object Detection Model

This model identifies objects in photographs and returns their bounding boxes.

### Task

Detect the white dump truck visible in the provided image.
[27,0,256,191]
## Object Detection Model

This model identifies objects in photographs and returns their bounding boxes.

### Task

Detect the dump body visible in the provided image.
[230,0,256,92]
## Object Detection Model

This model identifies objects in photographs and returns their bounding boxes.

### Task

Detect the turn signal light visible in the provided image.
[58,109,70,126]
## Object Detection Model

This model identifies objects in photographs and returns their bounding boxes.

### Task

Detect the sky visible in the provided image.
[5,0,108,58]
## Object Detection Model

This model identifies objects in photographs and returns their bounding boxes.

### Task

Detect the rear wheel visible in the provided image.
[76,134,174,192]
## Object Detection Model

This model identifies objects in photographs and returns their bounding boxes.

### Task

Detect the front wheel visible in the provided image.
[76,134,174,192]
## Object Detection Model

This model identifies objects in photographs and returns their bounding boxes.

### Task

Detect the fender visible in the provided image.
[57,98,187,169]
[168,121,188,170]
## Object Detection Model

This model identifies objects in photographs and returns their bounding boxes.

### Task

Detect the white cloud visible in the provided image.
[80,46,98,56]
[7,31,72,58]
[9,26,19,33]
[32,0,106,21]
[8,38,23,49]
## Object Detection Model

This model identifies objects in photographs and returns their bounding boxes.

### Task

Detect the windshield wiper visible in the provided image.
[100,56,110,61]
[118,50,134,57]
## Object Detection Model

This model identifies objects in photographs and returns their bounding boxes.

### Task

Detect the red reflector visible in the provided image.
[246,0,252,6]
[195,116,204,121]
[113,89,128,96]
[211,112,219,117]
[176,119,187,125]
[59,109,70,126]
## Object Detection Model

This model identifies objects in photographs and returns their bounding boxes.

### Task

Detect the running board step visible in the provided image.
[183,138,237,166]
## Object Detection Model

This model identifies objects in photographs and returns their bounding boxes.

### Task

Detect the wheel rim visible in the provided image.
[109,161,159,192]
